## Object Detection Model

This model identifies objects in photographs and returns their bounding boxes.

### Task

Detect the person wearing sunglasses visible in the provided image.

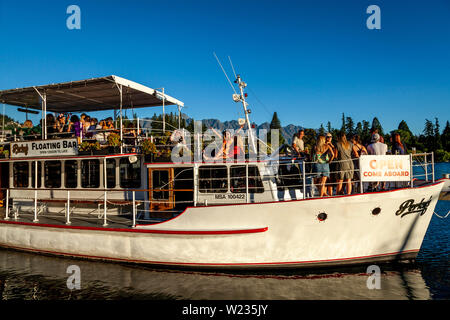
[325,132,337,196]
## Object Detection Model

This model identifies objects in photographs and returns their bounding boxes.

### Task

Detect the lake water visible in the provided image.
[0,163,448,300]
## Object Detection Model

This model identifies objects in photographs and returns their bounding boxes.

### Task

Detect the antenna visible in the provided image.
[214,53,257,154]
[233,74,257,155]
[213,52,237,94]
[228,56,237,79]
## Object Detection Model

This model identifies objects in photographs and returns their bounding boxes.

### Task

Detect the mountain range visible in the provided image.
[142,113,305,144]
[190,118,303,144]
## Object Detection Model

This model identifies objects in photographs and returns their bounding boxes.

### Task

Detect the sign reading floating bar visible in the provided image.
[359,155,411,182]
[10,138,78,158]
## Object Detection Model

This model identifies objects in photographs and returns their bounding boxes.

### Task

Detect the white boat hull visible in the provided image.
[0,182,444,269]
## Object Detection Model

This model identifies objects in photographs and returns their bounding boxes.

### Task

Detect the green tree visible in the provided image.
[434,117,442,149]
[442,121,450,152]
[422,119,435,152]
[318,123,325,135]
[326,121,332,133]
[395,120,414,148]
[270,112,281,129]
[0,114,16,124]
[345,117,355,137]
[355,122,363,138]
[362,120,371,144]
[371,117,384,136]
[269,112,285,145]
[303,128,317,153]
[398,120,411,133]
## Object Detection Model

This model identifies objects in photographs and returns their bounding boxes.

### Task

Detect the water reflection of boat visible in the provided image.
[0,248,431,300]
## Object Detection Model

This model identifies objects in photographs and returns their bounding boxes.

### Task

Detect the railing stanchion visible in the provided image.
[425,154,428,181]
[14,197,18,220]
[302,160,306,199]
[410,153,413,188]
[33,189,38,222]
[66,190,71,225]
[5,189,9,220]
[103,191,108,227]
[359,157,363,194]
[246,163,249,203]
[431,152,435,182]
[132,191,136,228]
[193,165,198,207]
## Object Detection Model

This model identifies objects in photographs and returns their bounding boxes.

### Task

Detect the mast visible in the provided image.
[233,75,257,155]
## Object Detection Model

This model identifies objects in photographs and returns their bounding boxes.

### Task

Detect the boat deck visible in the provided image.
[0,208,168,230]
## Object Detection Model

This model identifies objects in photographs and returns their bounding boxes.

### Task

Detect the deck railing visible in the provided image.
[0,152,436,228]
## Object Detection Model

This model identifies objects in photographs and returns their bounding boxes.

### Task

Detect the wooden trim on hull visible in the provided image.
[0,243,420,270]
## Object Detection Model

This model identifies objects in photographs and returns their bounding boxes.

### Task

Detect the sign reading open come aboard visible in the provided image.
[10,138,78,158]
[359,155,411,182]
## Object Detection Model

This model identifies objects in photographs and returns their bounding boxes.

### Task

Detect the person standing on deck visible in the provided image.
[292,128,306,157]
[313,134,334,197]
[367,133,388,191]
[351,134,368,193]
[325,132,337,196]
[335,131,358,195]
[367,133,387,155]
[391,132,407,155]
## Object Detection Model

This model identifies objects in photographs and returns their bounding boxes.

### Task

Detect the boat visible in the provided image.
[0,74,447,269]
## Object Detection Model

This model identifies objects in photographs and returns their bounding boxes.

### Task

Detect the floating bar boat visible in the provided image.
[0,75,447,269]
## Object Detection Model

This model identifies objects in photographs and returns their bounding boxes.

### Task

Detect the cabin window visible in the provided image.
[81,159,100,188]
[230,165,246,193]
[65,160,78,188]
[152,170,169,200]
[248,166,264,193]
[106,159,116,188]
[44,161,62,188]
[13,162,29,188]
[230,165,264,193]
[31,162,42,188]
[199,166,228,193]
[277,162,301,191]
[119,158,140,188]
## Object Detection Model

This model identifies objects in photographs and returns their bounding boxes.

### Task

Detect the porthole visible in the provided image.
[372,207,381,215]
[317,212,327,221]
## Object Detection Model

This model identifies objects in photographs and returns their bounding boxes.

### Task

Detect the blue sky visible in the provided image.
[0,0,449,135]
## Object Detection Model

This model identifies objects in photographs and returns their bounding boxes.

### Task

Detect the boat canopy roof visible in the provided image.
[0,75,184,113]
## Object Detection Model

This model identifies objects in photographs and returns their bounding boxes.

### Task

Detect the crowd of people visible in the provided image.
[12,113,409,196]
[202,125,245,161]
[291,128,408,197]
[15,113,140,146]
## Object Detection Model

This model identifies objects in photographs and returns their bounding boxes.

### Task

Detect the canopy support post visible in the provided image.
[33,87,47,140]
[2,103,5,142]
[162,87,165,134]
[177,104,181,129]
[114,83,124,154]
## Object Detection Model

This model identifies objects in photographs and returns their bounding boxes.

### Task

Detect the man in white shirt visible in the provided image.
[292,128,305,156]
[367,133,387,155]
[367,133,388,191]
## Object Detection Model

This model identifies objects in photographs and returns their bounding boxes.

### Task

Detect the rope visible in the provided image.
[213,52,237,94]
[434,210,450,219]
